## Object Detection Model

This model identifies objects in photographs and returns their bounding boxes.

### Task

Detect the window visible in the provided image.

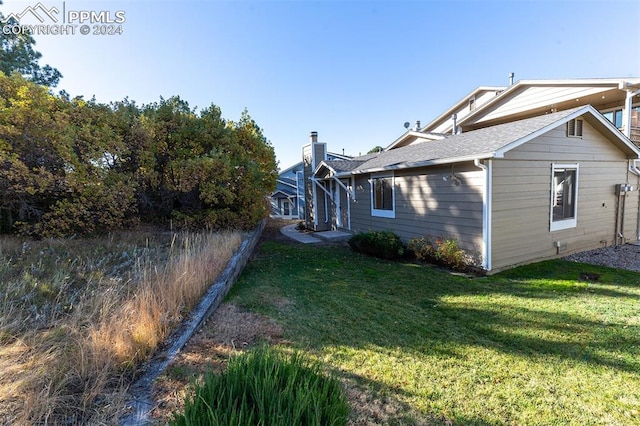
[602,109,623,129]
[371,173,395,218]
[469,97,476,111]
[567,119,583,137]
[550,164,578,231]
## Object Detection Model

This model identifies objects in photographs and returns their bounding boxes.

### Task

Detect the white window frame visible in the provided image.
[370,172,395,218]
[550,163,579,232]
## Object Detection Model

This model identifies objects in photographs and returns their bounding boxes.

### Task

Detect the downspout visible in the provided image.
[312,183,318,228]
[347,179,352,230]
[335,181,341,229]
[474,159,492,271]
[629,159,640,241]
[326,180,331,225]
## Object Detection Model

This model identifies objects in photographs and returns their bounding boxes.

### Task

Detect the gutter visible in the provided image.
[353,153,494,175]
[474,159,492,271]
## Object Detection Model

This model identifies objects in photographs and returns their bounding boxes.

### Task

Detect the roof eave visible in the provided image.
[458,78,640,128]
[422,86,506,132]
[352,153,495,175]
[314,160,357,178]
[492,105,640,158]
[276,179,297,189]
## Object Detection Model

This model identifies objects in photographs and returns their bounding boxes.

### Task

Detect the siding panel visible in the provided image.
[349,163,484,254]
[491,120,638,271]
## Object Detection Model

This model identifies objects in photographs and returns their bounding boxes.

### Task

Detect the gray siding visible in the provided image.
[491,121,639,271]
[349,162,484,255]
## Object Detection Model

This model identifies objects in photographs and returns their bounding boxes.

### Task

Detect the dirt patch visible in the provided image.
[343,378,441,425]
[149,303,284,422]
[150,219,437,425]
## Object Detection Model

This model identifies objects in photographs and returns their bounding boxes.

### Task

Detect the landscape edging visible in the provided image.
[121,218,266,425]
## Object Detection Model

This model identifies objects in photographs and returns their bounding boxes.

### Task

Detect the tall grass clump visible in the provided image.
[171,346,349,426]
[0,229,242,424]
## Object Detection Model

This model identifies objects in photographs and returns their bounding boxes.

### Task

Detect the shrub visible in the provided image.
[170,346,348,426]
[408,235,470,271]
[348,231,405,259]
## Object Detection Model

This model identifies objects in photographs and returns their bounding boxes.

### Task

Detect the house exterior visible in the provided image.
[271,142,350,220]
[418,78,640,143]
[271,164,303,220]
[307,105,640,273]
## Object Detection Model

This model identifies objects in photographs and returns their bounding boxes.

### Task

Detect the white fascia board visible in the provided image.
[276,179,297,189]
[493,107,591,157]
[278,161,303,175]
[313,161,355,179]
[458,79,639,128]
[457,83,527,127]
[313,160,334,176]
[327,152,353,160]
[493,105,640,159]
[352,153,495,175]
[587,106,640,158]
[384,130,422,151]
[386,131,447,150]
[619,80,640,91]
[423,86,506,131]
[271,190,294,198]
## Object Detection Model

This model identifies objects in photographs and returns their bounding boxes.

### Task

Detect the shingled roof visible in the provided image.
[315,105,639,177]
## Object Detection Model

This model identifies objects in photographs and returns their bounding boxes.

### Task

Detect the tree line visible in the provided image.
[0,72,278,236]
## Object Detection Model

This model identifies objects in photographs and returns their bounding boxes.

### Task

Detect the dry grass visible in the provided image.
[0,229,242,424]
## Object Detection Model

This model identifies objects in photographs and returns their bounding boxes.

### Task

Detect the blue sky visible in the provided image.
[3,0,640,169]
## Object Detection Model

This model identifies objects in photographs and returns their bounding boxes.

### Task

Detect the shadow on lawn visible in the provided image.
[229,240,640,423]
[233,242,640,371]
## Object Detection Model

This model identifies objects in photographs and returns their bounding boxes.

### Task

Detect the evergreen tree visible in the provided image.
[0,1,62,86]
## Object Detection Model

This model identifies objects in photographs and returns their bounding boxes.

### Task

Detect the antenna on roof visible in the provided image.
[403,122,410,129]
[509,72,515,86]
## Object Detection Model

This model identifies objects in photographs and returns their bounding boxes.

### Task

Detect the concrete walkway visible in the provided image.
[280,224,322,243]
[280,224,351,244]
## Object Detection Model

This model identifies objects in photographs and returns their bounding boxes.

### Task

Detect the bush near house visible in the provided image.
[170,345,348,426]
[407,235,474,272]
[348,231,405,259]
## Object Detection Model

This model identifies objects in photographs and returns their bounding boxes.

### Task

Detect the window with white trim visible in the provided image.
[550,164,578,231]
[371,173,395,218]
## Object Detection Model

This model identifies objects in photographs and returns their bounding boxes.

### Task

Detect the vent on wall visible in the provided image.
[567,119,583,137]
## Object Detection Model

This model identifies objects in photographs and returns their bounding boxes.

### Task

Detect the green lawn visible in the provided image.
[226,240,640,425]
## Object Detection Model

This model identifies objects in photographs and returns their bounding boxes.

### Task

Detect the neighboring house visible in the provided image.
[271,141,350,219]
[418,77,640,143]
[307,105,640,273]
